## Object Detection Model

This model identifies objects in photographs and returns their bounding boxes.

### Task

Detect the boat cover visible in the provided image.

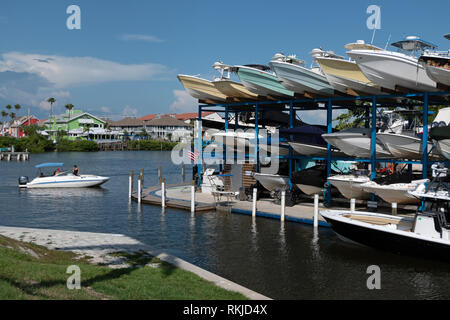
[280,125,327,146]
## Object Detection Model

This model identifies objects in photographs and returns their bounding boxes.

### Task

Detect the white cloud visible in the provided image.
[122,105,138,117]
[169,90,197,113]
[100,106,111,113]
[0,52,172,88]
[119,34,164,43]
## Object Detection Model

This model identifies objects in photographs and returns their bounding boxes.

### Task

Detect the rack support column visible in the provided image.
[288,102,294,190]
[325,98,333,206]
[422,93,429,180]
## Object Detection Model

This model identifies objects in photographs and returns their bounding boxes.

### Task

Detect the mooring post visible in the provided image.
[392,202,397,215]
[313,194,319,228]
[129,170,133,199]
[252,188,257,217]
[191,180,195,213]
[182,164,185,183]
[140,168,144,190]
[137,174,142,203]
[350,198,355,212]
[161,178,166,208]
[281,190,286,222]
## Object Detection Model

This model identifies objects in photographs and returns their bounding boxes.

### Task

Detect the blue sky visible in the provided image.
[0,0,449,122]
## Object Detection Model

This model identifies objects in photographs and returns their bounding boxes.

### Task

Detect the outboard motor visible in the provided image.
[18,176,29,187]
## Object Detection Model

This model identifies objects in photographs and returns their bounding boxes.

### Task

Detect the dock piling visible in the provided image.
[350,198,355,212]
[313,194,319,228]
[137,173,142,203]
[158,166,162,184]
[162,178,166,208]
[252,188,257,217]
[191,180,195,213]
[129,170,133,199]
[182,164,185,183]
[281,190,286,222]
[392,202,397,215]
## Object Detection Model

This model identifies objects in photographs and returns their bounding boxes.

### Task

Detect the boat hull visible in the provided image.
[269,60,334,95]
[177,75,227,101]
[347,50,437,91]
[213,80,259,100]
[327,175,371,200]
[24,175,110,188]
[420,56,450,86]
[288,141,346,157]
[322,130,393,158]
[236,66,294,98]
[360,181,422,205]
[321,210,450,261]
[253,173,289,192]
[377,133,442,160]
[435,139,450,160]
[295,184,323,196]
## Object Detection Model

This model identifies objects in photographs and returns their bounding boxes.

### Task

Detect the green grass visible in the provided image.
[0,235,247,300]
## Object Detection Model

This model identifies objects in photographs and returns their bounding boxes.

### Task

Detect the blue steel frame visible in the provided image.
[196,91,450,199]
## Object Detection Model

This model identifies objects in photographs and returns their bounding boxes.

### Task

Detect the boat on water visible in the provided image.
[322,164,450,261]
[19,163,109,188]
[315,41,384,96]
[211,62,260,100]
[253,173,290,192]
[347,36,438,92]
[269,52,334,96]
[177,74,228,102]
[235,64,295,98]
[419,34,450,87]
[430,125,450,160]
[377,107,450,160]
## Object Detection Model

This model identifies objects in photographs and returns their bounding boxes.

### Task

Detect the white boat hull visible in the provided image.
[377,133,442,160]
[327,175,371,200]
[253,173,289,192]
[360,181,427,205]
[23,175,110,188]
[323,73,383,96]
[347,50,437,91]
[435,139,450,160]
[423,64,450,87]
[322,131,393,158]
[288,141,346,157]
[295,184,323,196]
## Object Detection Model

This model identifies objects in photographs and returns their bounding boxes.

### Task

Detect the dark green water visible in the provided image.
[1,151,449,299]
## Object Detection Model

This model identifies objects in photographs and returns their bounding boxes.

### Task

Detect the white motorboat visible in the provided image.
[253,173,289,192]
[269,52,334,96]
[288,141,347,158]
[322,128,393,159]
[19,163,109,188]
[419,34,450,87]
[377,107,450,160]
[327,173,371,200]
[347,36,438,92]
[360,179,428,205]
[430,125,450,160]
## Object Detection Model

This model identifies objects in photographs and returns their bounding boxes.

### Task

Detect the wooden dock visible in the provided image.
[0,152,29,161]
[131,184,215,212]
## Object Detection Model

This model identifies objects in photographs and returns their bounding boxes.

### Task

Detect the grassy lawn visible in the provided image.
[0,235,247,300]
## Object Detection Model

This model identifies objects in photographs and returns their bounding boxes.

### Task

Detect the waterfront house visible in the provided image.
[144,116,192,141]
[106,117,145,138]
[45,110,107,141]
[9,115,39,138]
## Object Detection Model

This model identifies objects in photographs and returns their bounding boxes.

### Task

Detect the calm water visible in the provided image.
[1,151,449,299]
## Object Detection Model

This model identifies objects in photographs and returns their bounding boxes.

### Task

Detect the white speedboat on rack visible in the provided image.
[253,173,289,192]
[347,36,438,92]
[360,179,428,205]
[377,107,450,160]
[327,172,371,200]
[419,34,450,87]
[18,163,110,188]
[430,125,450,160]
[269,52,334,96]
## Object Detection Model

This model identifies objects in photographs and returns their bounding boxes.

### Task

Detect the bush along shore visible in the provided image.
[0,234,246,300]
[127,139,178,151]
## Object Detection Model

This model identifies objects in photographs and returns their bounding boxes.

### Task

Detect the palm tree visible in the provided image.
[65,104,74,120]
[47,97,55,119]
[1,110,7,133]
[9,112,16,120]
[83,123,92,140]
[5,104,11,112]
[14,104,21,113]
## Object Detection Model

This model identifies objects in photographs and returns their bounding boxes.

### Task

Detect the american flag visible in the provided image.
[187,148,200,162]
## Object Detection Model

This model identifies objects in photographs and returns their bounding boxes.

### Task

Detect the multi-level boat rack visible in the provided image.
[195,89,450,204]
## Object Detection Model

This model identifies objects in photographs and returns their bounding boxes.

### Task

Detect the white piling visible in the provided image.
[191,182,195,213]
[350,198,355,212]
[392,202,397,215]
[161,178,166,208]
[137,174,142,203]
[281,190,286,222]
[313,194,319,228]
[252,188,257,217]
[128,170,133,200]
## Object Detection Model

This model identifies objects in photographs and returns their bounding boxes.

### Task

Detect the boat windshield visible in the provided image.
[391,37,437,57]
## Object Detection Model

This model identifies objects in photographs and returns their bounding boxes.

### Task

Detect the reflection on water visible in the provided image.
[1,151,450,299]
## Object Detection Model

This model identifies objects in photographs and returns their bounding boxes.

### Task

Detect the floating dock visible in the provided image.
[0,152,29,161]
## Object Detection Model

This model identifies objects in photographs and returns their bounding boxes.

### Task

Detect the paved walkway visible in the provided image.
[0,226,270,300]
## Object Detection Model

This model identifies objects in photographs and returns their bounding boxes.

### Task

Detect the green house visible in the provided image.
[45,110,106,141]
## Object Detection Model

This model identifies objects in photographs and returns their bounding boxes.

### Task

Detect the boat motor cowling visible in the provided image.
[18,176,29,186]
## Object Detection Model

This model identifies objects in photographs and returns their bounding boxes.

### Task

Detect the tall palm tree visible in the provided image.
[14,104,21,113]
[65,104,74,120]
[1,110,7,134]
[47,97,55,119]
[5,104,11,112]
[9,112,16,120]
